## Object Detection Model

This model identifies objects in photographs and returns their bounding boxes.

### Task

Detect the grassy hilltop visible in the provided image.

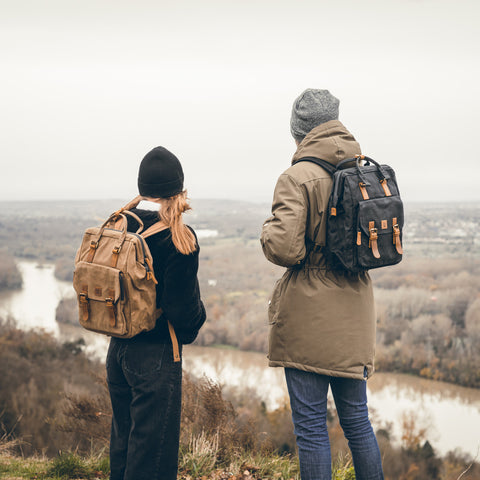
[0,320,478,479]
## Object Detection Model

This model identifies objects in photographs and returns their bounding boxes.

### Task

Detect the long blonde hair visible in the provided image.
[158,190,197,255]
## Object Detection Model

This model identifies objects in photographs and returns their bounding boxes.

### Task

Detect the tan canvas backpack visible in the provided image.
[73,196,180,361]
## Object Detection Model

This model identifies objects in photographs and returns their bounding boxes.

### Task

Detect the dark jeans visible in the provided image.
[285,368,384,480]
[106,338,182,480]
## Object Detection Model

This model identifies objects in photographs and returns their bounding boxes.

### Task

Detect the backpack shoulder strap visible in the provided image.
[141,221,169,239]
[156,307,181,363]
[121,195,143,211]
[292,157,337,177]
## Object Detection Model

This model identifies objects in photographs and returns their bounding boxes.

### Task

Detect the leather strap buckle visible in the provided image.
[359,182,370,200]
[105,296,116,327]
[368,221,381,259]
[380,178,392,197]
[79,287,89,322]
[392,218,403,254]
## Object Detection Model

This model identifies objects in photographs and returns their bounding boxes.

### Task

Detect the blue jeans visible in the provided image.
[106,338,182,480]
[285,368,384,480]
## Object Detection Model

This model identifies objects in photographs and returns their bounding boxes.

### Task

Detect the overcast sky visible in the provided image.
[1,0,479,203]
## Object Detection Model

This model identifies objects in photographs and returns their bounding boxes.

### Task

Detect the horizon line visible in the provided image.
[1,197,480,205]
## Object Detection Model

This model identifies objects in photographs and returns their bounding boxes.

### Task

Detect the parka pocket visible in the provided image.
[268,273,291,325]
[268,280,281,325]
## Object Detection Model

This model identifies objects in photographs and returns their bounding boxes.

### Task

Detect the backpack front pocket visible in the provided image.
[356,196,404,269]
[73,261,127,336]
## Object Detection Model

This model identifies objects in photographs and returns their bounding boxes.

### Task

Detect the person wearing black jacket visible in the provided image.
[106,146,206,480]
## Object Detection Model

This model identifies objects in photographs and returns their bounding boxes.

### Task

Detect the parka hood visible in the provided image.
[292,120,361,166]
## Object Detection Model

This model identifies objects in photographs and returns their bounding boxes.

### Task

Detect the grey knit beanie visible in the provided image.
[290,89,340,141]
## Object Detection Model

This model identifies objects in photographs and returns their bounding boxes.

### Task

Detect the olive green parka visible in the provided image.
[260,120,376,380]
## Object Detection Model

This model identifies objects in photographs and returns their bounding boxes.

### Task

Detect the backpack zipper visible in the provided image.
[131,232,150,268]
[119,271,125,301]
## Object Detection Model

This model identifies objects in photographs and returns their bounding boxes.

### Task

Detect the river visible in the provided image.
[0,260,479,458]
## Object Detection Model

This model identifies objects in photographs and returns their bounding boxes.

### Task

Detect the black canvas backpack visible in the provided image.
[294,155,404,273]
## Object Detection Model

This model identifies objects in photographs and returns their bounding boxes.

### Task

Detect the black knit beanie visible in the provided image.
[137,146,184,198]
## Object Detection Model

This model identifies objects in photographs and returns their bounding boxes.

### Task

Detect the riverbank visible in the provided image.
[182,344,480,459]
[1,260,480,459]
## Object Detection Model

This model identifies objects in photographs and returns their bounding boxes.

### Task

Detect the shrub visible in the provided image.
[0,319,104,456]
[48,451,89,478]
[56,296,78,325]
[0,250,22,290]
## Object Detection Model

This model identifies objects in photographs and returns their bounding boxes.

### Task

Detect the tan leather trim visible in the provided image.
[381,179,392,197]
[368,221,380,259]
[357,231,362,246]
[168,321,181,362]
[110,246,121,268]
[106,288,116,327]
[392,217,403,254]
[157,308,181,362]
[79,285,89,322]
[86,241,98,263]
[144,257,158,284]
[359,182,369,200]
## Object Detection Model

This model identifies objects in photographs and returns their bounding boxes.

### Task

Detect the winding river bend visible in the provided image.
[1,261,479,458]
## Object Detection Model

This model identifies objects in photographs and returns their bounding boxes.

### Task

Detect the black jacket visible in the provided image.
[125,208,206,345]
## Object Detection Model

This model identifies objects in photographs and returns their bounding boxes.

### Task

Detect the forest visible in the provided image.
[0,199,479,479]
